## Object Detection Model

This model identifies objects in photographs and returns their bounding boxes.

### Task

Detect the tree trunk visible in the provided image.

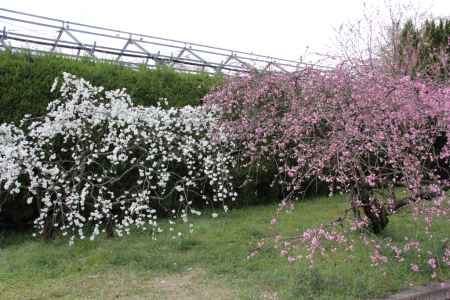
[352,185,389,234]
[106,218,114,238]
[43,211,57,240]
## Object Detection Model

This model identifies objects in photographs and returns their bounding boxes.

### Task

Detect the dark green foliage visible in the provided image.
[398,18,450,81]
[0,51,223,124]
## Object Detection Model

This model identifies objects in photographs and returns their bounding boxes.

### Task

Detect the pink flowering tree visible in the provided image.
[204,66,450,273]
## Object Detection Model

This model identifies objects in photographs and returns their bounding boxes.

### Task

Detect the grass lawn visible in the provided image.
[0,195,448,299]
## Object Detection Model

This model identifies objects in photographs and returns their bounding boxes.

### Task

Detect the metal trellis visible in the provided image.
[0,8,331,75]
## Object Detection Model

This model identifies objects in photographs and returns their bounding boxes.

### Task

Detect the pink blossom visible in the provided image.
[428,258,437,269]
[287,256,297,263]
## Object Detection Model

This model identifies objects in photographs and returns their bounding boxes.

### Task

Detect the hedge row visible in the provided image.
[0,51,223,124]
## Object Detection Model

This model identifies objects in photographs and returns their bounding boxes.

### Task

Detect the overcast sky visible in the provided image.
[2,0,450,62]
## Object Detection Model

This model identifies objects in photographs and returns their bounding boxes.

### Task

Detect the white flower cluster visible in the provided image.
[0,73,236,243]
[0,124,28,195]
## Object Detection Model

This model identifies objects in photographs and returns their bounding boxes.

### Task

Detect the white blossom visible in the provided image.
[0,73,237,243]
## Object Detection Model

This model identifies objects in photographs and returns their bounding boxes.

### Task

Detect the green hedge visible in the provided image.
[398,18,450,81]
[0,51,223,124]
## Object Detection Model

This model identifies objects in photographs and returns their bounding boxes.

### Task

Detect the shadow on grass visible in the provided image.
[0,228,34,248]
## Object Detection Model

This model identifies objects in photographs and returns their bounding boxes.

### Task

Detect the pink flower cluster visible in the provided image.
[205,66,450,276]
[205,67,450,202]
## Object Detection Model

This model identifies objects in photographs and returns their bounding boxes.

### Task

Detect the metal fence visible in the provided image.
[0,8,332,75]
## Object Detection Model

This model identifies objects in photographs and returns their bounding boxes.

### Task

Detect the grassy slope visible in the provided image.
[0,195,448,299]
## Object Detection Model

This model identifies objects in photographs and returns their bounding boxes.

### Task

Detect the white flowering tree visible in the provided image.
[0,73,236,244]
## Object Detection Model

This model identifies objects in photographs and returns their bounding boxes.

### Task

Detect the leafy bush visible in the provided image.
[0,73,235,243]
[0,51,223,124]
